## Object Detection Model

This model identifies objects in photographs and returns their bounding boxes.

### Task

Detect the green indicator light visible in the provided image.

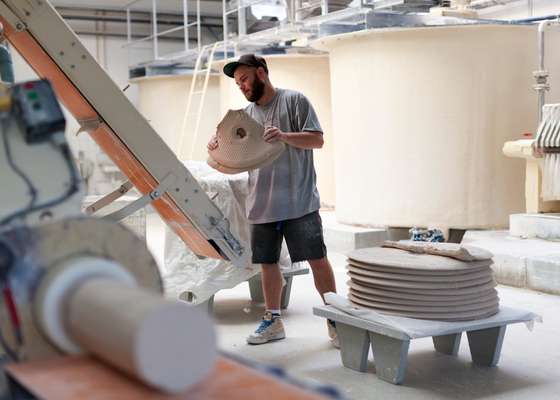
[27,91,38,101]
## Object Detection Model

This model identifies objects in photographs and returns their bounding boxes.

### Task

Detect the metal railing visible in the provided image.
[124,0,202,63]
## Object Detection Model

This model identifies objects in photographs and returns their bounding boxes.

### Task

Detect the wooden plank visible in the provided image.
[5,356,326,400]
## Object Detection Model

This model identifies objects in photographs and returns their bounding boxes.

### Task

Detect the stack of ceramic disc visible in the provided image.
[346,247,499,321]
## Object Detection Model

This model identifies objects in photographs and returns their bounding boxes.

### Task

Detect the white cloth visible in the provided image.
[324,293,542,339]
[163,161,293,303]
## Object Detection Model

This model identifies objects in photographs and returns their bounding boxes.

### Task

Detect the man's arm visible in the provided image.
[264,127,323,149]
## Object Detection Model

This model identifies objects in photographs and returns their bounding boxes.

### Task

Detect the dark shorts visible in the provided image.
[251,211,327,264]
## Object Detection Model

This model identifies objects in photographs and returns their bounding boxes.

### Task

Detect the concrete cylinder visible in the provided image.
[314,24,560,231]
[133,74,221,161]
[216,54,336,207]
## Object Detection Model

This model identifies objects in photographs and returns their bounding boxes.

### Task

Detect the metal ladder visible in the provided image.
[177,42,220,161]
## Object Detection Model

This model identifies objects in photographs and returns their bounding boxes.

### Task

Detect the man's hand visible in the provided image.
[207,134,218,151]
[263,126,285,143]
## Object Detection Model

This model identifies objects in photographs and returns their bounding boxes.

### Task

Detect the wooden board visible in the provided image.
[5,356,327,400]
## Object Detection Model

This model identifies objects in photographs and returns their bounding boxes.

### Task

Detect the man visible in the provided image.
[208,54,338,347]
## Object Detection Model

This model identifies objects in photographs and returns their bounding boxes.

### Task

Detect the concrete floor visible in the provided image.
[209,253,560,400]
[146,215,560,400]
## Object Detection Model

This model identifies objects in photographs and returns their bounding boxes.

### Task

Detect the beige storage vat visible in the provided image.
[133,73,220,161]
[313,24,560,231]
[215,54,336,207]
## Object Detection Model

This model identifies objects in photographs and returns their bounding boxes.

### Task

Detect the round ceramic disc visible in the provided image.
[347,267,493,290]
[348,294,500,321]
[348,289,499,312]
[210,110,285,171]
[346,263,492,282]
[349,275,497,296]
[347,258,492,277]
[348,284,499,306]
[348,280,498,302]
[347,247,492,272]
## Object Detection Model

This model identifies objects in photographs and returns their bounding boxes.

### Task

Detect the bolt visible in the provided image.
[153,190,160,197]
[39,211,53,221]
[70,65,75,69]
[60,51,64,56]
[175,188,180,192]
[82,55,86,60]
[194,189,199,193]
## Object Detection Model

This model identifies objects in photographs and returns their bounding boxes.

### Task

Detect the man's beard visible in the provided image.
[247,77,265,103]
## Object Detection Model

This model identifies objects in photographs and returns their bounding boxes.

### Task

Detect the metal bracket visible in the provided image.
[85,181,133,215]
[102,174,177,222]
[0,3,26,32]
[76,117,102,135]
[206,214,244,256]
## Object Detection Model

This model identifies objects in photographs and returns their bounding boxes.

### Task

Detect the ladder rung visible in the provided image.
[192,90,205,95]
[186,22,198,27]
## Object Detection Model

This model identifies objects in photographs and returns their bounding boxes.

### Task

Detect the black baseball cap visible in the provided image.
[223,54,268,78]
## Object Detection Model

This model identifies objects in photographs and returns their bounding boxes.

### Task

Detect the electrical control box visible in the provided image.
[11,80,65,144]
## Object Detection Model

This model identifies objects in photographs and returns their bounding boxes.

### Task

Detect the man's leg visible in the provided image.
[309,256,339,347]
[284,211,340,348]
[261,263,283,310]
[247,222,286,345]
[308,257,337,302]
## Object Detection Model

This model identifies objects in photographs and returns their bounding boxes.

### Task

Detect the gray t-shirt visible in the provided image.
[244,88,322,224]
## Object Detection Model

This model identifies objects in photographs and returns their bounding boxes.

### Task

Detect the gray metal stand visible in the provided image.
[467,326,506,367]
[433,333,462,356]
[248,266,309,309]
[184,266,309,313]
[314,305,533,385]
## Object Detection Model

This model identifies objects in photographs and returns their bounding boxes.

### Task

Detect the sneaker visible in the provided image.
[247,312,286,345]
[327,319,340,349]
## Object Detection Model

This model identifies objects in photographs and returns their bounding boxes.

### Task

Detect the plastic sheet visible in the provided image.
[163,161,294,303]
[324,293,542,339]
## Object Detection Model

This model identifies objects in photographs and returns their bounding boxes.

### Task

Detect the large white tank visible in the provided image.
[215,54,336,207]
[313,24,560,231]
[133,73,221,161]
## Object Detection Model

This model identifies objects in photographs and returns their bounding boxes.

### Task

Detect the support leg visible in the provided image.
[467,326,506,367]
[336,322,370,372]
[369,332,410,384]
[433,333,462,356]
[248,276,264,303]
[280,276,293,309]
[197,295,214,314]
